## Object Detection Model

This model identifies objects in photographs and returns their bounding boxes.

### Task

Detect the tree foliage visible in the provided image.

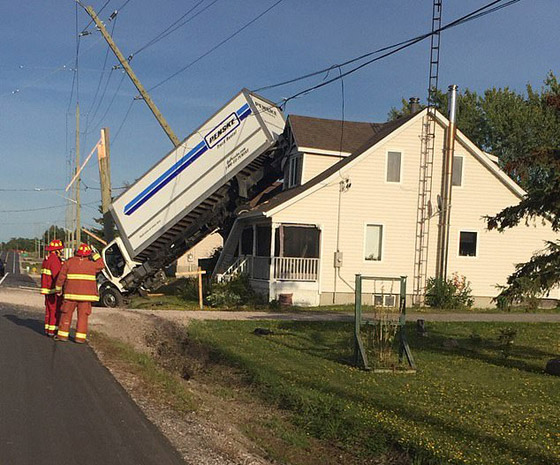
[390,72,560,303]
[388,72,560,187]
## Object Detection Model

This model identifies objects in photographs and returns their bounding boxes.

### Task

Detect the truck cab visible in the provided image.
[98,237,138,307]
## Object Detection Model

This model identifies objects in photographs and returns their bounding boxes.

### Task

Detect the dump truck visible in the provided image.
[97,89,286,307]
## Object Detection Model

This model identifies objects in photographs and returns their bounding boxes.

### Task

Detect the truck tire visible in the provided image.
[100,287,124,308]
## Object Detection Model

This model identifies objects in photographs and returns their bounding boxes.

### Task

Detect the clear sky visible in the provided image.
[0,0,558,242]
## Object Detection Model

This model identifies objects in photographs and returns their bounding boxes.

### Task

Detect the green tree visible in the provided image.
[388,72,560,187]
[485,74,560,303]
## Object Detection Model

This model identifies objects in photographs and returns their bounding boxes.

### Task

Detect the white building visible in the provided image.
[215,109,558,307]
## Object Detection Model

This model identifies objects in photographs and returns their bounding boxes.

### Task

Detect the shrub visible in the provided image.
[206,274,262,308]
[425,273,474,309]
[497,327,518,359]
[177,278,199,301]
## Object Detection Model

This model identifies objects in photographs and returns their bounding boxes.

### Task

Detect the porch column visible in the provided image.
[252,224,257,256]
[270,223,278,282]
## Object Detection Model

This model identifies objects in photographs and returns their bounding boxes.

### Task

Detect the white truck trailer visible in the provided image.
[97,89,285,306]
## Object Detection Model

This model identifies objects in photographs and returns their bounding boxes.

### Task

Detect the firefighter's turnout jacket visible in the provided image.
[40,253,63,295]
[55,252,105,301]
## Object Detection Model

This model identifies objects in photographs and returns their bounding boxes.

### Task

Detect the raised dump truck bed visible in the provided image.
[110,89,285,262]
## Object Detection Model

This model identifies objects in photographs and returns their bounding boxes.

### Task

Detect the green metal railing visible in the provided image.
[354,274,416,371]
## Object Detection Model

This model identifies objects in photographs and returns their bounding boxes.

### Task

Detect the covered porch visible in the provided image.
[221,221,321,305]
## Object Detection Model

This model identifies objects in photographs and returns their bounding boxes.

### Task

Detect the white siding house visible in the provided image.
[215,109,559,307]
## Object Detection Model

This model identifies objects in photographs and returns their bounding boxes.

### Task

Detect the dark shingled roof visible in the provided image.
[289,114,385,154]
[248,112,418,215]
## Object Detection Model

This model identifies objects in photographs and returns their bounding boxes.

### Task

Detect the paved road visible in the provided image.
[0,250,37,289]
[0,305,186,465]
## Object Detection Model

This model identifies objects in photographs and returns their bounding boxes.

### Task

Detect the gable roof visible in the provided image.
[248,112,418,215]
[289,114,385,154]
[244,108,526,219]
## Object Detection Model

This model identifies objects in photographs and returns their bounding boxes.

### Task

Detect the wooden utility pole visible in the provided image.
[75,102,81,247]
[98,127,115,242]
[82,4,181,148]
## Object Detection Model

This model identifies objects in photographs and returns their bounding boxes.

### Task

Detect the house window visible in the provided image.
[459,231,477,257]
[240,227,253,255]
[386,151,402,183]
[452,155,463,186]
[365,224,383,261]
[274,225,320,258]
[256,225,271,256]
[286,156,301,188]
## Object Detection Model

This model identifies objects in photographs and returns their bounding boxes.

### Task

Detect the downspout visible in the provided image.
[436,84,458,280]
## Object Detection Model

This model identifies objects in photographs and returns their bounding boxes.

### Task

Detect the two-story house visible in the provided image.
[214,108,558,307]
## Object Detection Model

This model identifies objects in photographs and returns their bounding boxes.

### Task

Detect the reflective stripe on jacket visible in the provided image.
[55,255,105,302]
[40,253,62,295]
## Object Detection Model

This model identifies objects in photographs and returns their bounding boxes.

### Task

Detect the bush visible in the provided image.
[206,274,262,308]
[177,278,200,302]
[497,327,518,359]
[425,273,474,309]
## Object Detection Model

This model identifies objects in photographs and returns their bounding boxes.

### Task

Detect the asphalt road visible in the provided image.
[0,250,37,288]
[0,305,186,465]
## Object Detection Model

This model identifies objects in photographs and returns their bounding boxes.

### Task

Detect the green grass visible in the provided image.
[90,331,197,413]
[187,320,560,465]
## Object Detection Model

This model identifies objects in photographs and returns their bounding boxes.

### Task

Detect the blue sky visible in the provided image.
[0,0,558,242]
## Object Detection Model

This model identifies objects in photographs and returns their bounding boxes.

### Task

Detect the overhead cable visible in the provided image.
[84,14,119,137]
[0,201,98,213]
[129,0,216,60]
[256,0,521,98]
[80,0,112,34]
[149,0,286,92]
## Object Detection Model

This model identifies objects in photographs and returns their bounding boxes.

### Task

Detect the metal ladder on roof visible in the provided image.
[413,0,442,305]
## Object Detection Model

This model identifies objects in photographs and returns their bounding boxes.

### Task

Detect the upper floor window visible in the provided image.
[459,231,477,257]
[452,155,463,187]
[286,155,301,188]
[386,151,402,183]
[365,224,383,261]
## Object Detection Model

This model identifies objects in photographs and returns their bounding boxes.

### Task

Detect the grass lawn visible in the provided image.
[188,320,560,465]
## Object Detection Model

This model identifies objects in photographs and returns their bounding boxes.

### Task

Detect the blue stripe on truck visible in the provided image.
[124,104,253,216]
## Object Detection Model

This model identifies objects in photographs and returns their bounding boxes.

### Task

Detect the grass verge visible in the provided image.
[187,320,560,465]
[90,331,197,413]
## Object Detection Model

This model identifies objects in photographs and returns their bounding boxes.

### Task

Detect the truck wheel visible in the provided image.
[100,287,124,308]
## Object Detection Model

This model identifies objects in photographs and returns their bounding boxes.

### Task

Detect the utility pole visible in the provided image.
[75,101,82,247]
[98,127,115,242]
[80,3,181,148]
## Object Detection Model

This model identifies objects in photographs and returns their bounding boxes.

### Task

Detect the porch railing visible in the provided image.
[219,256,320,282]
[273,257,319,281]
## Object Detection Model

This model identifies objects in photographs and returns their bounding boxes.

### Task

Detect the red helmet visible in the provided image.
[46,239,64,251]
[76,243,92,257]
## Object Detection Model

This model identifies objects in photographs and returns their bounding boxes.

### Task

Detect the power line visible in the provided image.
[88,70,127,132]
[0,201,98,213]
[113,98,136,144]
[255,0,521,99]
[116,0,132,12]
[130,0,216,60]
[148,0,287,92]
[84,14,119,138]
[0,188,65,192]
[80,0,112,34]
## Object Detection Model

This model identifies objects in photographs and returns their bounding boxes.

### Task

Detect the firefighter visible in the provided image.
[54,243,105,343]
[40,239,64,336]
